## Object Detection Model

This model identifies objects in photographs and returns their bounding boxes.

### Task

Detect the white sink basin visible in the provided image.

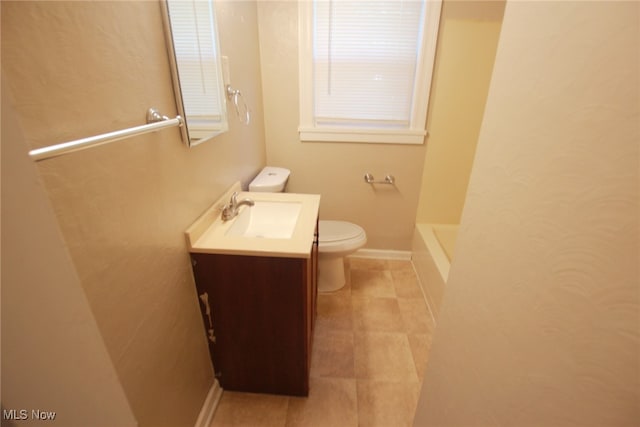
[225,201,302,239]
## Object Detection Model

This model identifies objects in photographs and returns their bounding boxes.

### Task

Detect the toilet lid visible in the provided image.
[319,220,365,243]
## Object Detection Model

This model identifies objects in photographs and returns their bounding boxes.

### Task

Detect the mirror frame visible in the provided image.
[160,0,228,147]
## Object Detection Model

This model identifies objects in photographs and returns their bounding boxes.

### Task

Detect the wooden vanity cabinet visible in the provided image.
[190,226,318,396]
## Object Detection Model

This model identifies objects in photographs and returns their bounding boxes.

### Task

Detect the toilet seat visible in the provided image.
[318,220,367,254]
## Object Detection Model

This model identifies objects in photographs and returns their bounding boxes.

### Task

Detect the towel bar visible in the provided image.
[29,108,182,162]
[364,173,395,185]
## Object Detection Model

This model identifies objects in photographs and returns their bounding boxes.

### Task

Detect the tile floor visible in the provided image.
[210,258,435,427]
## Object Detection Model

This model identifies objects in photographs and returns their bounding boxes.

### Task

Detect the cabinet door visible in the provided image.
[191,252,309,396]
[190,255,218,366]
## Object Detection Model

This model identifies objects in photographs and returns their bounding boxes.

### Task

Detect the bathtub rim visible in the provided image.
[416,223,455,282]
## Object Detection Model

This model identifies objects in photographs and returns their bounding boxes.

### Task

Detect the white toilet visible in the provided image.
[317,220,366,291]
[249,167,367,292]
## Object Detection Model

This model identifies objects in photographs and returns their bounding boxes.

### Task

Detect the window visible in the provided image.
[298,0,442,144]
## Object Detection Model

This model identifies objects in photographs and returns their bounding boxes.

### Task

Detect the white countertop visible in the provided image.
[185,182,320,259]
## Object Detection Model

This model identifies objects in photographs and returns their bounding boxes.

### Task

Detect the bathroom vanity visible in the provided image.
[185,183,320,396]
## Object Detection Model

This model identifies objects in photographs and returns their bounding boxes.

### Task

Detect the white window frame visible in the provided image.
[298,0,442,144]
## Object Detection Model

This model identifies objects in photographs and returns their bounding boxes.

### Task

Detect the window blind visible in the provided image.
[166,0,224,124]
[313,0,425,128]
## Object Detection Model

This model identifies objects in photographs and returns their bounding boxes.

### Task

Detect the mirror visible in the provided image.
[162,0,228,146]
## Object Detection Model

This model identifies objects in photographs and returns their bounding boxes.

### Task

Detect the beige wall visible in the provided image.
[416,1,504,224]
[2,78,137,427]
[414,1,639,425]
[257,1,427,250]
[2,1,265,426]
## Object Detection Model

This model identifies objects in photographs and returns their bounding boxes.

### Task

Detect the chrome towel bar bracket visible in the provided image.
[364,173,395,185]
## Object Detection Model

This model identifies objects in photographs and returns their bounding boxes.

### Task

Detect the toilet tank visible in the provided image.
[249,167,290,192]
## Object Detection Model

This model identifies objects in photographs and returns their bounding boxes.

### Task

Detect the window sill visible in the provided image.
[298,127,427,145]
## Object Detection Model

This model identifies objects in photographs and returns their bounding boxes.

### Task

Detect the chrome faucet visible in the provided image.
[221,191,254,221]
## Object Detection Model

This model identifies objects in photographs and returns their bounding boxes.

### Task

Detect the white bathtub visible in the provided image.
[412,224,459,318]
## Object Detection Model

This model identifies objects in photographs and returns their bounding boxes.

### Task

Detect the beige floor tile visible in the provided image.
[354,332,419,382]
[348,257,388,271]
[391,268,424,299]
[285,378,358,427]
[210,391,289,427]
[351,296,404,332]
[386,260,414,271]
[407,333,433,383]
[318,284,351,298]
[350,270,395,298]
[316,294,353,331]
[310,329,355,379]
[356,380,422,427]
[398,298,433,334]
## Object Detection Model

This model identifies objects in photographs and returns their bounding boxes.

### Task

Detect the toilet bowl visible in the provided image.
[317,220,367,292]
[249,167,367,292]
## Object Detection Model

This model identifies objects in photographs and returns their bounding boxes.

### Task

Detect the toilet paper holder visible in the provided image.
[364,173,395,185]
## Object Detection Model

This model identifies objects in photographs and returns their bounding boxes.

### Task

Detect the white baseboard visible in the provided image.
[194,380,223,427]
[350,248,412,261]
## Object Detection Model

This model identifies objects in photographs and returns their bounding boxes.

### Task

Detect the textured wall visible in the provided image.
[414,1,639,425]
[1,1,265,426]
[2,79,137,427]
[416,1,504,224]
[257,1,427,250]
